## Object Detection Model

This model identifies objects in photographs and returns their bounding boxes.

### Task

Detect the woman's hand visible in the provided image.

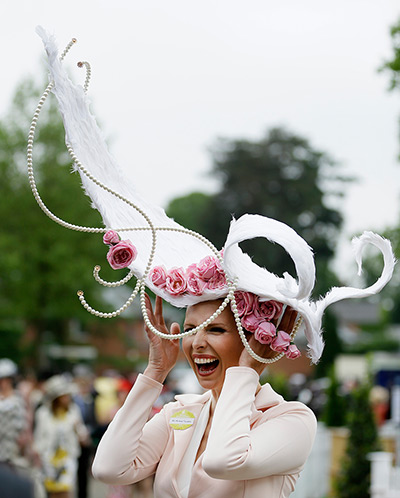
[143,294,181,384]
[238,306,299,376]
[238,334,273,376]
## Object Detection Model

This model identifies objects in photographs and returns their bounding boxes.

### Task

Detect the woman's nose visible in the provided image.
[192,328,207,349]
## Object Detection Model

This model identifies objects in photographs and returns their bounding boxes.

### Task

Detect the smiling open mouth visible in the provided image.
[194,358,219,376]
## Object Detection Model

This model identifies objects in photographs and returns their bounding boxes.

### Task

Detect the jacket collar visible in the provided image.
[169,383,283,496]
[175,382,283,410]
[174,390,211,406]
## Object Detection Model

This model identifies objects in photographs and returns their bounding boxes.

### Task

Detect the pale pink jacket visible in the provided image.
[92,367,316,497]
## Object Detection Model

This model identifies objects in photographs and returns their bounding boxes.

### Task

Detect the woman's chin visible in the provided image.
[193,361,224,390]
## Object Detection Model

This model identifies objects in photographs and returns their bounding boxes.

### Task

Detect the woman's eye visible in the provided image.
[209,327,226,333]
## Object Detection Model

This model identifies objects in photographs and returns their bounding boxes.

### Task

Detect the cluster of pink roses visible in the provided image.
[150,255,227,297]
[103,230,138,270]
[234,291,301,360]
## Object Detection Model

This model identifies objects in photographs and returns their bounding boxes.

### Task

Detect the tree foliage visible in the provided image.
[380,17,400,159]
[0,77,118,358]
[335,384,379,498]
[167,127,351,296]
[380,18,400,91]
[321,366,346,427]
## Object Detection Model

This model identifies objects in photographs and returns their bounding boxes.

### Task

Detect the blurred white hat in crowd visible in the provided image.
[0,358,18,379]
[44,375,75,403]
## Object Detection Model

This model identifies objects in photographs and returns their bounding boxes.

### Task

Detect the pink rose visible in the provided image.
[254,300,284,320]
[234,291,257,317]
[150,266,167,288]
[107,240,137,269]
[196,256,221,281]
[187,263,198,271]
[286,344,301,359]
[205,270,227,290]
[165,267,187,296]
[254,321,276,345]
[270,330,292,352]
[103,230,120,246]
[186,270,207,296]
[241,313,262,333]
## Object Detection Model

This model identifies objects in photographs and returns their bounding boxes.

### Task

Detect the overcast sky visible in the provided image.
[2,0,400,279]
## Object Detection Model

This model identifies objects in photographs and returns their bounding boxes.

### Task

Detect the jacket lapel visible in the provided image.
[169,391,211,497]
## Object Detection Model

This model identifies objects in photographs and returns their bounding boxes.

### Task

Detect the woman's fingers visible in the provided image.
[154,296,167,329]
[144,293,155,323]
[286,309,298,334]
[279,306,299,334]
[278,307,290,331]
[145,294,167,330]
[170,322,181,338]
[145,294,180,340]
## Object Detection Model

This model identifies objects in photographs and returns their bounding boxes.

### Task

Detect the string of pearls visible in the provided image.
[28,36,302,364]
[77,61,91,93]
[77,279,142,318]
[93,265,135,287]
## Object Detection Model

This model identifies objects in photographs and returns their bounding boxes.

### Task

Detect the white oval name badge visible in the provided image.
[169,410,195,430]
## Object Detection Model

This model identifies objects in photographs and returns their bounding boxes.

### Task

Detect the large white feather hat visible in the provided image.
[30,28,396,364]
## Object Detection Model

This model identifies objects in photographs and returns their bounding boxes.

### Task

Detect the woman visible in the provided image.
[34,375,89,498]
[92,296,317,497]
[32,29,395,497]
[0,359,27,468]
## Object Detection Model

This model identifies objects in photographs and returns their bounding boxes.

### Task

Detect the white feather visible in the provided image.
[315,232,396,321]
[224,214,315,299]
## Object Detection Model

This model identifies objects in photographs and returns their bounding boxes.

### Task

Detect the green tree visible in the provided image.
[322,366,346,427]
[380,17,400,155]
[359,225,400,329]
[335,384,379,498]
[0,77,118,364]
[167,127,351,296]
[380,18,400,91]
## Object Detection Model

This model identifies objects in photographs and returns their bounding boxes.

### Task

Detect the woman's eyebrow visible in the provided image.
[183,322,226,329]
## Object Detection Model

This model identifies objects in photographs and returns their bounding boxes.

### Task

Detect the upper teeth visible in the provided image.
[194,358,216,364]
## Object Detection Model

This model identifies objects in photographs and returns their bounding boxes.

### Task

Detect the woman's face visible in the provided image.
[53,393,71,411]
[182,300,245,395]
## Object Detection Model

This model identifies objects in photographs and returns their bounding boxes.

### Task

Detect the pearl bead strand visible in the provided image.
[77,278,141,318]
[77,61,91,93]
[93,265,135,287]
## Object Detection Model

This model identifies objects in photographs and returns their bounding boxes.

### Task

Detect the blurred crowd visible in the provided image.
[1,356,394,498]
[0,358,180,498]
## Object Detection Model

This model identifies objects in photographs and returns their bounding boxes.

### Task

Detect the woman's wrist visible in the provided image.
[143,366,168,384]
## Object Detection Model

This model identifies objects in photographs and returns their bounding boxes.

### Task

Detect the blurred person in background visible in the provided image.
[0,358,27,467]
[34,374,89,498]
[0,358,40,496]
[0,463,35,498]
[73,365,99,498]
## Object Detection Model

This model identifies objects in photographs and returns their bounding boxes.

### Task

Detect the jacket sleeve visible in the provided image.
[202,367,317,481]
[92,373,169,485]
